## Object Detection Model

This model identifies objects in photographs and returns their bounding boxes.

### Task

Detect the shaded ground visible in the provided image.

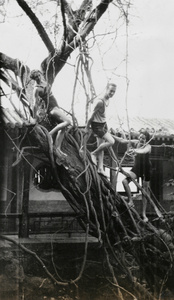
[0,241,174,300]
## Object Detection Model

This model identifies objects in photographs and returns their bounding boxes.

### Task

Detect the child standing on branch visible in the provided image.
[30,69,71,157]
[114,130,163,222]
[85,83,117,177]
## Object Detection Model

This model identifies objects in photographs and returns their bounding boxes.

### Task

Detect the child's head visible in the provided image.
[30,69,42,80]
[139,129,150,142]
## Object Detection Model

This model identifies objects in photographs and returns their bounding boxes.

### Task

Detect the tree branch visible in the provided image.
[67,0,113,50]
[41,0,113,84]
[15,0,54,53]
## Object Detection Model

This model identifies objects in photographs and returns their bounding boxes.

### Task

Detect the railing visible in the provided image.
[0,212,84,237]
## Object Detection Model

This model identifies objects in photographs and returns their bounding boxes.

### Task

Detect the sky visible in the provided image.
[1,0,174,127]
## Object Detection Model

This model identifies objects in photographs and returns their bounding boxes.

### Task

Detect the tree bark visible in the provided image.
[28,122,174,296]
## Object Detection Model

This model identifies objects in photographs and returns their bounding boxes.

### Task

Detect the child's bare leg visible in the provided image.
[122,172,137,207]
[49,121,69,136]
[49,107,71,136]
[96,138,107,176]
[97,150,104,172]
[122,178,134,206]
[55,128,67,156]
[49,108,71,157]
[92,134,114,176]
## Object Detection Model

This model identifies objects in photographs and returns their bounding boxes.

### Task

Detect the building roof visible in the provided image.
[0,106,35,128]
[110,116,174,140]
[1,104,174,141]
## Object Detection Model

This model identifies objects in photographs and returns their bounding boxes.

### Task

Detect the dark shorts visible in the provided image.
[91,122,108,138]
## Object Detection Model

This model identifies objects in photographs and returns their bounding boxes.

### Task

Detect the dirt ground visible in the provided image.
[0,242,174,300]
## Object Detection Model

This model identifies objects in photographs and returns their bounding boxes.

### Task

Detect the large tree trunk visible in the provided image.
[25,121,174,298]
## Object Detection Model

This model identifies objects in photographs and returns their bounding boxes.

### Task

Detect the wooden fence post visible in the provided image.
[19,160,30,238]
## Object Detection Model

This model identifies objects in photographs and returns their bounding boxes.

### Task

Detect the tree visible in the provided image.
[1,1,174,299]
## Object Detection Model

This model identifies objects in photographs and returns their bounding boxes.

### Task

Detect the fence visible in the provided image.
[0,212,84,237]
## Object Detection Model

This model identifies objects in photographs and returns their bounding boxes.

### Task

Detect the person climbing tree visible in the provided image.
[30,69,71,156]
[85,82,117,177]
[114,130,162,222]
